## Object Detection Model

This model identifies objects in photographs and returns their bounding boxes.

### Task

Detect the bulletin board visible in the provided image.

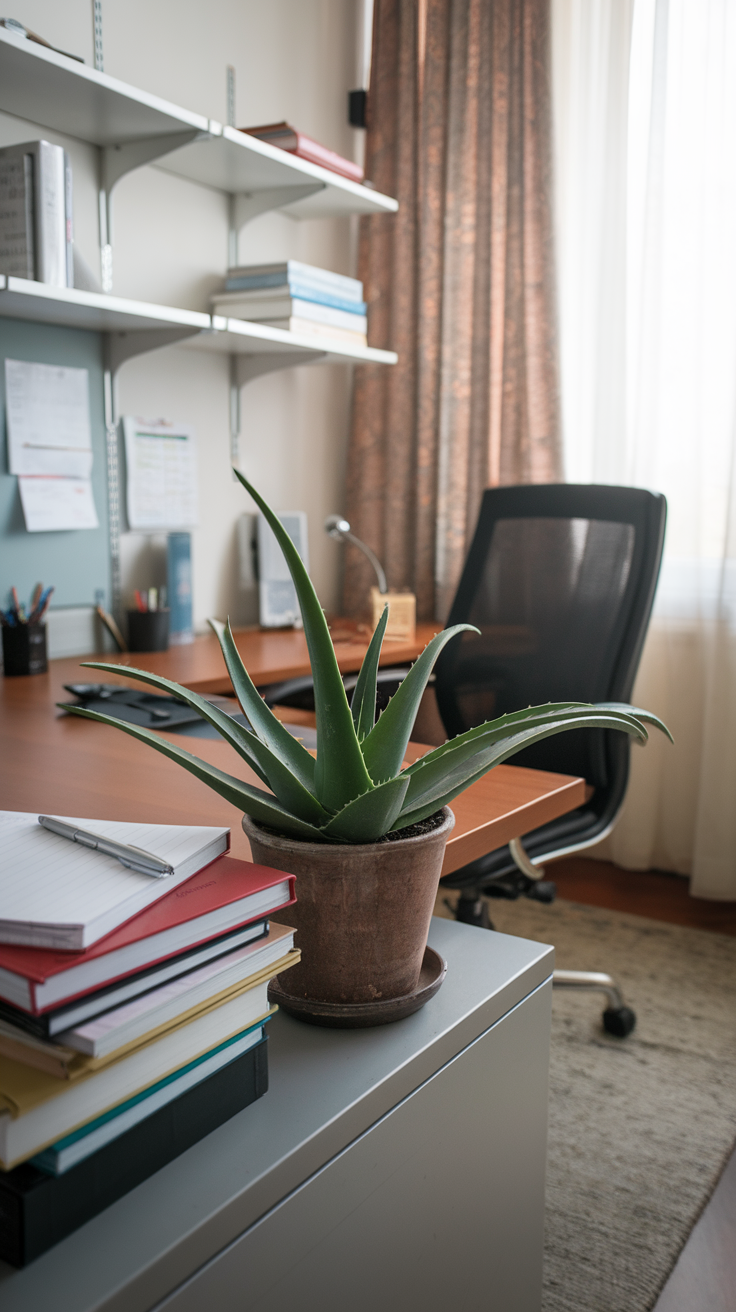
[0,316,110,609]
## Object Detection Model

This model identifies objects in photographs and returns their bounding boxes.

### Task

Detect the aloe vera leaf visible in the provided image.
[398,701,594,780]
[233,469,373,811]
[360,623,478,782]
[80,660,270,783]
[209,621,317,793]
[318,774,410,843]
[398,703,647,797]
[350,605,389,740]
[81,657,330,826]
[61,704,326,840]
[596,702,674,743]
[393,712,652,828]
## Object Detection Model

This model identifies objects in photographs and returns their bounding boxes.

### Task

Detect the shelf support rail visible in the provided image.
[228,349,327,471]
[99,129,216,291]
[102,326,206,614]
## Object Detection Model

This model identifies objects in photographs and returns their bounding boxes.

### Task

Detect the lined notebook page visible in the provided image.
[0,813,229,944]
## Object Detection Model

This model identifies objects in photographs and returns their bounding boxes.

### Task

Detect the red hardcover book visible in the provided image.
[241,121,364,184]
[0,857,296,1016]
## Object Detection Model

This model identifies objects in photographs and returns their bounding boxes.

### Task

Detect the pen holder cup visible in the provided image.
[127,609,170,653]
[2,622,48,676]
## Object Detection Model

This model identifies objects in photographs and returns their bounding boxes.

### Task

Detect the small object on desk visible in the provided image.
[38,815,175,878]
[168,531,194,644]
[61,684,201,729]
[370,585,416,642]
[95,603,127,652]
[1,591,48,675]
[127,606,170,652]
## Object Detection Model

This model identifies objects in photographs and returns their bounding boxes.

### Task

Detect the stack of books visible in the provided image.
[213,260,368,348]
[0,139,73,288]
[240,121,364,184]
[0,812,298,1266]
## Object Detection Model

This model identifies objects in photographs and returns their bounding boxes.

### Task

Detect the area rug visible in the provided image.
[434,894,736,1312]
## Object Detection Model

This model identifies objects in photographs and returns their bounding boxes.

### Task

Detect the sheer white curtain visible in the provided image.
[552,0,736,898]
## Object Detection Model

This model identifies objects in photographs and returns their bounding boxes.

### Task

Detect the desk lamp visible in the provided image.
[324,515,416,641]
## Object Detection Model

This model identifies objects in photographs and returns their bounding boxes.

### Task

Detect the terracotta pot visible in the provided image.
[242,808,454,1008]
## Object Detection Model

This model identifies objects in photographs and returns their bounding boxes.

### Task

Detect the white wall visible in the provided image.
[1,0,366,628]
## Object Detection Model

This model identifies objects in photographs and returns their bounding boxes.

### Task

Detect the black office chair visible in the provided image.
[434,483,666,1035]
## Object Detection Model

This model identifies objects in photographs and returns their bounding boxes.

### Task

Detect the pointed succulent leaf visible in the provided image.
[398,703,648,794]
[208,621,318,794]
[233,469,373,811]
[350,605,389,740]
[393,709,656,829]
[596,702,674,743]
[80,659,271,783]
[360,623,479,782]
[318,774,410,843]
[81,657,330,826]
[61,704,326,840]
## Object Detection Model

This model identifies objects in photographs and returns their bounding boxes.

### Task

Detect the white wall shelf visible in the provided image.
[0,28,398,224]
[0,278,397,373]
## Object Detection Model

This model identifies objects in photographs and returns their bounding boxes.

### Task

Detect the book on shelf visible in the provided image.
[213,292,368,336]
[219,281,367,315]
[0,1030,269,1268]
[0,139,72,287]
[0,811,231,951]
[266,318,368,347]
[0,854,296,1022]
[0,924,295,1069]
[0,943,299,1168]
[241,121,364,184]
[225,259,363,303]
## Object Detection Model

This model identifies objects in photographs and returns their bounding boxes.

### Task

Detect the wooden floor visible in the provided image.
[549,855,736,1312]
[549,854,736,935]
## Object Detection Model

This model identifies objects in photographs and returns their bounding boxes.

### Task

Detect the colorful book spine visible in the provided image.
[222,281,367,315]
[216,298,368,335]
[226,261,364,301]
[167,531,193,646]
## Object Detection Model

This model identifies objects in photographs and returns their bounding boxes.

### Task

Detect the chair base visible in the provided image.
[444,885,637,1039]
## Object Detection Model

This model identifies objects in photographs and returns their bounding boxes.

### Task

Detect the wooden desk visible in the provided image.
[0,640,585,875]
[77,621,441,695]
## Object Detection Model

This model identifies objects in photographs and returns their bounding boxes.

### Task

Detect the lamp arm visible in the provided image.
[344,533,388,595]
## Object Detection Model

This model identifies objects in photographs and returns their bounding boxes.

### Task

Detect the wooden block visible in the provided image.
[370,587,416,642]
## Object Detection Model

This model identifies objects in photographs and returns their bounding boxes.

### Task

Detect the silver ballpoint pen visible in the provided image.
[38,816,174,878]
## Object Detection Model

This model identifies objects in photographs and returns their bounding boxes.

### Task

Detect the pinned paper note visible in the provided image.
[19,476,99,532]
[5,359,92,479]
[123,417,198,530]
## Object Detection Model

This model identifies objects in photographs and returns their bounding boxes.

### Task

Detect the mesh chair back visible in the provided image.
[435,485,666,856]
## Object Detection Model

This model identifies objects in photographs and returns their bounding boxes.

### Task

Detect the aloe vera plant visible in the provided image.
[65,472,672,845]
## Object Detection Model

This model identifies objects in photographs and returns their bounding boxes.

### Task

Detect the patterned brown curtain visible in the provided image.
[343,0,562,621]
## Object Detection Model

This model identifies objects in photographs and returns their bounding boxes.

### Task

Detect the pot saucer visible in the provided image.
[268,946,447,1029]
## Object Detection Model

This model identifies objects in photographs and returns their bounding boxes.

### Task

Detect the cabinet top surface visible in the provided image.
[0,919,552,1311]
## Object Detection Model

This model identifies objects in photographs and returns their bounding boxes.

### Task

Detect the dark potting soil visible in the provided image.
[256,809,447,846]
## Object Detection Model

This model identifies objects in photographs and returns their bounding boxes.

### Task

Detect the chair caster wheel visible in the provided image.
[603,1005,636,1038]
[527,879,556,904]
[446,897,494,931]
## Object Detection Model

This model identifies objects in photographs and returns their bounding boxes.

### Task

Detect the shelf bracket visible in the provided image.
[227,184,325,265]
[104,326,205,376]
[99,128,213,291]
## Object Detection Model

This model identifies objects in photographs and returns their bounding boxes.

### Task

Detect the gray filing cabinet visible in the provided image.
[0,918,554,1312]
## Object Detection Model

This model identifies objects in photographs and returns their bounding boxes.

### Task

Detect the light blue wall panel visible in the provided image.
[0,317,110,610]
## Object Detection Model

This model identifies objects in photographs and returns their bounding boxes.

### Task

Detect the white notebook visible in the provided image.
[0,812,230,951]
